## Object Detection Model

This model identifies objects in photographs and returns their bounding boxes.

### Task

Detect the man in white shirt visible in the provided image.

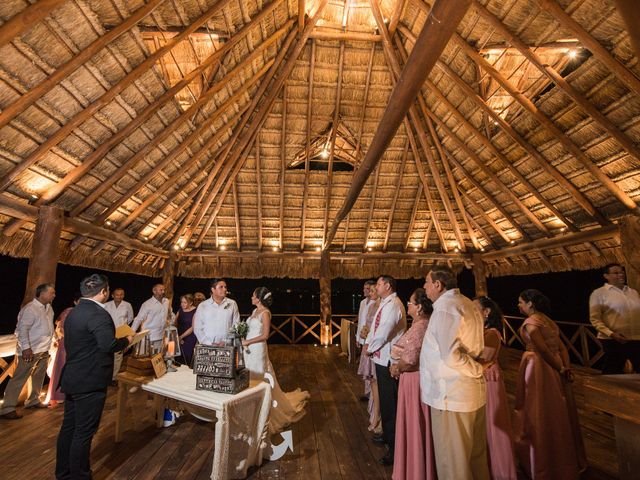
[131,284,170,350]
[104,288,134,380]
[589,263,640,373]
[420,265,489,480]
[364,275,406,465]
[356,280,376,402]
[1,283,56,419]
[194,278,240,346]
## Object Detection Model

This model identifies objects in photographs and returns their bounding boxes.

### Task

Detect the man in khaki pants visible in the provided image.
[420,265,489,480]
[0,284,56,419]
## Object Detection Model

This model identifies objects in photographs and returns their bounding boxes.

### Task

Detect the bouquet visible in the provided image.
[230,321,248,340]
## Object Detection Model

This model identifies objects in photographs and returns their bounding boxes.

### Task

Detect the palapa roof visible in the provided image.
[0,0,638,279]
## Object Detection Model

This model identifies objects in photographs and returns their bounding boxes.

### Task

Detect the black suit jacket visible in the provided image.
[60,298,129,394]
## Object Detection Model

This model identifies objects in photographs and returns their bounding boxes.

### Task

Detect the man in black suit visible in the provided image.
[55,274,132,480]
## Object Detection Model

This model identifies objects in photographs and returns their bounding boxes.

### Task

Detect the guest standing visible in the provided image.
[421,265,489,480]
[131,283,170,351]
[176,294,197,366]
[46,294,81,408]
[474,296,517,480]
[193,291,207,308]
[589,263,640,373]
[55,274,131,480]
[356,280,375,401]
[364,275,406,466]
[390,288,436,480]
[0,283,56,419]
[514,289,586,480]
[194,278,240,346]
[104,288,134,380]
[357,283,382,434]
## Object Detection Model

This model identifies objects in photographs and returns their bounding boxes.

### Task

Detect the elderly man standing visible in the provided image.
[131,284,170,351]
[589,263,640,373]
[194,278,240,346]
[420,265,489,480]
[104,288,134,380]
[364,275,406,466]
[1,283,56,419]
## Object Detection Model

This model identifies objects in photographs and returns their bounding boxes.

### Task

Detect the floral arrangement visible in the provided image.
[230,321,248,339]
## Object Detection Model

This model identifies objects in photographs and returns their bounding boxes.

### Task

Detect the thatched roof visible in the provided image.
[0,0,638,279]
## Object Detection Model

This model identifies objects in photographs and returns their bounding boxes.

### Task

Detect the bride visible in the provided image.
[242,287,310,434]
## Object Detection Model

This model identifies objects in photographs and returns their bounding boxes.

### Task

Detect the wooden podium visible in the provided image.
[583,374,640,480]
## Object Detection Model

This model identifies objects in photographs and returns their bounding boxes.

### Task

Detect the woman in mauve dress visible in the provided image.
[176,294,197,366]
[474,296,517,480]
[357,287,381,434]
[514,289,586,480]
[46,295,79,407]
[390,288,437,480]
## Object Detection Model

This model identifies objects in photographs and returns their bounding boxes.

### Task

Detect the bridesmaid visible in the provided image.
[46,294,79,407]
[474,296,517,480]
[390,288,436,480]
[176,294,197,366]
[358,285,382,435]
[514,289,586,479]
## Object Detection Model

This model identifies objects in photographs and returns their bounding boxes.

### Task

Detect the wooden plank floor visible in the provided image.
[0,345,619,479]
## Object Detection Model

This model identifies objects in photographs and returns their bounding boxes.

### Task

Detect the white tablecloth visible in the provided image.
[142,366,272,480]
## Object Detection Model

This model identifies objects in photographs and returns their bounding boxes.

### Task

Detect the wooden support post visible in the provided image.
[614,0,640,62]
[620,215,640,292]
[472,253,488,297]
[162,253,178,307]
[22,206,63,306]
[319,249,332,346]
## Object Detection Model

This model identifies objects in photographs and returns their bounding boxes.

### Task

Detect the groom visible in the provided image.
[193,278,240,346]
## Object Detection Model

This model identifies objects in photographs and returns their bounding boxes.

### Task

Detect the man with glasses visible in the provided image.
[589,263,640,373]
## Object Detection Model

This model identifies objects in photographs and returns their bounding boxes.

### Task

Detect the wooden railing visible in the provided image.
[502,315,604,369]
[248,314,357,345]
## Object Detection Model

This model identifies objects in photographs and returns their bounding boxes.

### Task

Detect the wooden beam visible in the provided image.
[536,0,640,97]
[309,29,381,42]
[324,0,472,248]
[404,183,423,251]
[21,205,64,306]
[481,225,620,261]
[472,253,488,297]
[383,139,408,252]
[300,39,316,251]
[363,165,382,251]
[0,0,164,130]
[178,249,470,261]
[457,186,510,244]
[354,43,376,162]
[452,33,638,213]
[614,0,640,62]
[0,0,66,48]
[388,0,406,36]
[298,0,305,33]
[319,249,332,344]
[279,85,287,250]
[255,137,264,250]
[232,180,241,251]
[0,0,235,193]
[473,1,640,167]
[323,42,345,244]
[162,253,178,306]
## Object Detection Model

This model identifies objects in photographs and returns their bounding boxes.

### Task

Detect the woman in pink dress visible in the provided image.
[474,296,517,480]
[357,288,381,434]
[514,289,586,480]
[46,295,79,407]
[390,288,436,480]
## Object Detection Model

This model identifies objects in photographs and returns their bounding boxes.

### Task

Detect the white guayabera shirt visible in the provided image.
[193,297,240,345]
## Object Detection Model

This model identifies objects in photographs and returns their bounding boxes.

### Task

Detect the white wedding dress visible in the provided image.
[243,309,310,434]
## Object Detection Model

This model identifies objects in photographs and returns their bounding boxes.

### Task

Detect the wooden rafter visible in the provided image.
[457,186,511,245]
[383,140,408,252]
[0,0,235,193]
[614,0,640,61]
[0,0,66,48]
[179,249,469,262]
[363,165,381,251]
[255,137,264,250]
[232,180,241,251]
[388,0,406,36]
[0,0,164,130]
[300,39,316,251]
[279,85,287,249]
[404,183,423,251]
[354,43,376,162]
[299,0,306,33]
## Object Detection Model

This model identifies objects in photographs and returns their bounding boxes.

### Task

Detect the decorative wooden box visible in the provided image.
[193,344,242,379]
[125,356,155,377]
[196,369,249,394]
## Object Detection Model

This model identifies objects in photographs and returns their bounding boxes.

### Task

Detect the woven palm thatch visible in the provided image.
[0,0,638,279]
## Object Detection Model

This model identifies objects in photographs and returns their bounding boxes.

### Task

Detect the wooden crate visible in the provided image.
[193,344,241,379]
[195,369,249,394]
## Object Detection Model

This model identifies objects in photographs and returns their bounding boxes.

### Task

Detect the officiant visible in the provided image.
[193,278,240,346]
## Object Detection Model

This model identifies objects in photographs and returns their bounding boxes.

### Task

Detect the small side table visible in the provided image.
[115,370,164,443]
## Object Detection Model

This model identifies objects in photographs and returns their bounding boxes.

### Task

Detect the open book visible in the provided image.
[115,324,150,348]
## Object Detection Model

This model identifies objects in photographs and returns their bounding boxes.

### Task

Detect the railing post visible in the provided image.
[319,249,332,345]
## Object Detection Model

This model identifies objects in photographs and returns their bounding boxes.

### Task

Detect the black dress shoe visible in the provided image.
[372,434,385,444]
[1,411,23,419]
[378,453,394,466]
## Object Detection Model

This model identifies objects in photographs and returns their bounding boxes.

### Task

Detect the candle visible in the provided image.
[167,340,175,356]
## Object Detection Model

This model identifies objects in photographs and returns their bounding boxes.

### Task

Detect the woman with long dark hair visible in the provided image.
[474,296,516,480]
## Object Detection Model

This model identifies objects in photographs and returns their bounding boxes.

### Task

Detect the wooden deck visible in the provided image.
[1,345,619,479]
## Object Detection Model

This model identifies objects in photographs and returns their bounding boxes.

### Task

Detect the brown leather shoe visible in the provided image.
[1,411,23,420]
[25,402,48,409]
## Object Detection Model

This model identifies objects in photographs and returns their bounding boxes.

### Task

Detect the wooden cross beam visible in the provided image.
[0,0,67,48]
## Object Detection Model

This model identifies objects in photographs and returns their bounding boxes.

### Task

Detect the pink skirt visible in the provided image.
[357,352,376,379]
[47,340,66,402]
[392,371,437,480]
[484,363,517,480]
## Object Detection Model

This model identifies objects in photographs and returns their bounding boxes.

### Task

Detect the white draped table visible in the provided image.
[0,334,17,383]
[142,365,272,480]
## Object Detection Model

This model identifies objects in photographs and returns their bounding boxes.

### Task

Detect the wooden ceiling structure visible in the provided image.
[0,0,639,282]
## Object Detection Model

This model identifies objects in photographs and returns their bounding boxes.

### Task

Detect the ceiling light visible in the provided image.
[220,245,226,251]
[454,247,460,253]
[567,49,578,58]
[173,244,180,250]
[30,194,38,200]
[272,246,279,252]
[510,239,516,244]
[560,226,567,233]
[367,247,372,252]
[320,149,329,159]
[142,236,148,241]
[480,247,486,252]
[413,247,419,252]
[105,220,113,227]
[315,246,321,252]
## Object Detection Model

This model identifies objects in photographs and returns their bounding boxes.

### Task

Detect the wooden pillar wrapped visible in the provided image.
[22,206,63,306]
[319,249,332,345]
[162,252,178,308]
[472,254,488,297]
[620,215,640,291]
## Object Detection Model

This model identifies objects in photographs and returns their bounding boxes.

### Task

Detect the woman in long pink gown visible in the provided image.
[514,289,586,480]
[390,288,436,480]
[474,296,517,480]
[46,301,76,407]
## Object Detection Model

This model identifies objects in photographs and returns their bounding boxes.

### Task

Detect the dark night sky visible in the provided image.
[0,254,606,336]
